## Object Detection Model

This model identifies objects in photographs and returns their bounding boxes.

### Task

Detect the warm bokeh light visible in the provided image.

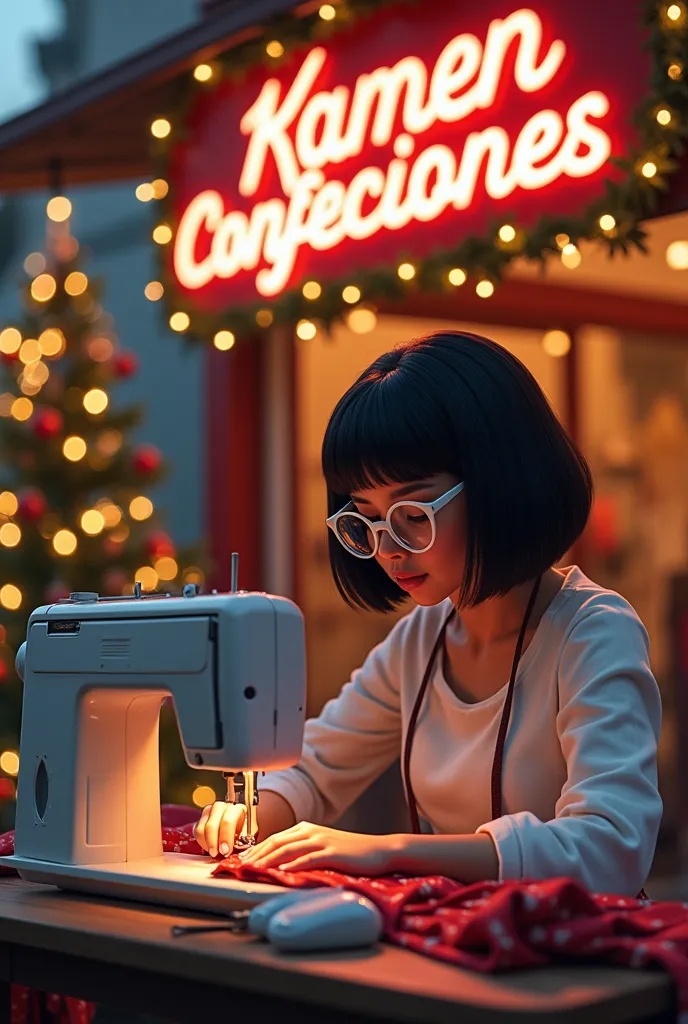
[0,328,22,355]
[96,430,122,456]
[109,523,129,543]
[192,785,216,808]
[667,3,684,20]
[98,502,123,528]
[561,244,582,269]
[266,40,284,58]
[319,3,336,19]
[641,161,657,178]
[296,319,317,341]
[397,262,416,280]
[213,330,235,351]
[0,751,19,776]
[0,584,21,610]
[153,224,173,245]
[135,566,159,591]
[256,309,273,327]
[599,214,616,231]
[23,252,46,277]
[0,492,18,516]
[86,336,114,362]
[193,63,213,82]
[448,268,467,287]
[151,179,169,199]
[346,307,377,334]
[80,509,105,535]
[31,274,56,303]
[144,281,164,301]
[129,496,154,521]
[151,118,171,139]
[53,529,77,556]
[476,280,495,298]
[11,398,33,422]
[19,339,40,364]
[0,394,12,417]
[63,436,87,461]
[498,224,516,243]
[542,329,572,357]
[555,233,570,249]
[83,388,109,415]
[668,63,683,80]
[342,285,361,304]
[302,280,322,300]
[20,361,49,391]
[46,196,72,222]
[65,272,88,296]
[183,566,205,586]
[39,329,65,357]
[657,108,672,125]
[154,556,178,580]
[136,183,155,202]
[0,523,21,548]
[169,312,190,332]
[666,240,688,270]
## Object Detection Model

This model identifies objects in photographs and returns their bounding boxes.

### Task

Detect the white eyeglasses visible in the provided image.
[326,482,464,559]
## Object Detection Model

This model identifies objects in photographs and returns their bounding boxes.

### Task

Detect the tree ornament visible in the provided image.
[0,777,14,800]
[132,443,162,476]
[17,489,47,523]
[113,352,139,378]
[32,407,63,439]
[0,660,7,685]
[144,530,175,558]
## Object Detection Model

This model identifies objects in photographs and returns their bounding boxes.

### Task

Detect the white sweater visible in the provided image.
[263,566,662,895]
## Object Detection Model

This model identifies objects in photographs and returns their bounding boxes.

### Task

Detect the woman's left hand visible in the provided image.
[237,821,398,874]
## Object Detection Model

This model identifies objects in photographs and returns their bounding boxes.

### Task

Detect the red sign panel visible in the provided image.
[169,0,649,311]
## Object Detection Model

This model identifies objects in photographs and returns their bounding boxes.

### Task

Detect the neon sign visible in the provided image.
[169,2,644,307]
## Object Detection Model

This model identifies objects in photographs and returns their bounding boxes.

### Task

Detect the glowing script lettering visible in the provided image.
[173,8,612,298]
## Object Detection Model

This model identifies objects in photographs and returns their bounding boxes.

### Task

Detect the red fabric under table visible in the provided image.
[2,810,687,1022]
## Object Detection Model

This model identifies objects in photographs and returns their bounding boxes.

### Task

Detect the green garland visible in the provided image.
[149,0,688,347]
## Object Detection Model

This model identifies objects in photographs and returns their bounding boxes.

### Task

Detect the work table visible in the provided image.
[0,876,676,1023]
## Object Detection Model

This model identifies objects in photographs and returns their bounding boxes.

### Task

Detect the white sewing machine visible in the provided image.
[6,556,307,915]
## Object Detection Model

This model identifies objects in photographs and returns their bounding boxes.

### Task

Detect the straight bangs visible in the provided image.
[322,365,458,500]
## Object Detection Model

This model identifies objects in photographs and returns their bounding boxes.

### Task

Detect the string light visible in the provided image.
[0,492,18,516]
[319,4,337,19]
[448,268,467,286]
[96,430,122,456]
[53,530,77,556]
[155,556,178,580]
[666,240,688,269]
[555,233,570,250]
[151,118,171,139]
[542,329,571,357]
[192,785,216,808]
[641,161,658,178]
[83,388,109,414]
[498,224,516,243]
[0,751,19,776]
[46,196,72,222]
[667,3,684,21]
[30,274,56,303]
[80,510,105,536]
[151,179,169,199]
[266,40,284,58]
[561,243,582,269]
[10,398,33,422]
[136,183,155,202]
[0,328,21,355]
[302,280,322,300]
[656,108,672,126]
[169,312,190,332]
[476,280,494,298]
[23,252,45,277]
[135,566,159,591]
[296,319,317,340]
[86,336,114,362]
[213,330,235,351]
[144,281,164,301]
[153,224,173,244]
[39,329,65,357]
[0,585,21,610]
[0,523,21,548]
[342,285,361,304]
[65,271,88,296]
[346,307,377,333]
[193,63,213,82]
[397,262,415,280]
[97,501,123,528]
[129,496,154,521]
[63,436,87,462]
[599,214,616,232]
[0,395,12,417]
[256,309,273,327]
[668,63,683,79]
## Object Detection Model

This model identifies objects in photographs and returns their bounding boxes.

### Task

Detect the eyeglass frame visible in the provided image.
[326,481,465,559]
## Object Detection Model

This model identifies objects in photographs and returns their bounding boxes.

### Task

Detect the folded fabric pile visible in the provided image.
[1,810,686,1021]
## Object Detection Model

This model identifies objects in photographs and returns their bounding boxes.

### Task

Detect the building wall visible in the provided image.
[0,0,205,548]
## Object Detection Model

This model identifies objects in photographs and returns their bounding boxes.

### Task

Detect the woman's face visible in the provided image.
[349,472,467,606]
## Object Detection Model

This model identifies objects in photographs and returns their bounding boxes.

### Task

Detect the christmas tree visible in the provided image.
[0,199,217,830]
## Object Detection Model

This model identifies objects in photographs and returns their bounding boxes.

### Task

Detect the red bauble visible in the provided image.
[113,352,138,378]
[0,660,8,685]
[144,530,175,559]
[17,488,47,523]
[32,407,63,439]
[1,350,19,364]
[0,777,14,800]
[132,444,162,476]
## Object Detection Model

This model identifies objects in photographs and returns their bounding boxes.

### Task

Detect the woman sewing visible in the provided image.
[195,330,662,897]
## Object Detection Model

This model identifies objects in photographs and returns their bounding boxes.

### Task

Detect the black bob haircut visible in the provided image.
[322,330,593,612]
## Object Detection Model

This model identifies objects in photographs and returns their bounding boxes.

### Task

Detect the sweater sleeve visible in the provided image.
[260,612,409,825]
[476,599,663,895]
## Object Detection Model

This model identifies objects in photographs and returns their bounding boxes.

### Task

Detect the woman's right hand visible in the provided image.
[194,790,297,858]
